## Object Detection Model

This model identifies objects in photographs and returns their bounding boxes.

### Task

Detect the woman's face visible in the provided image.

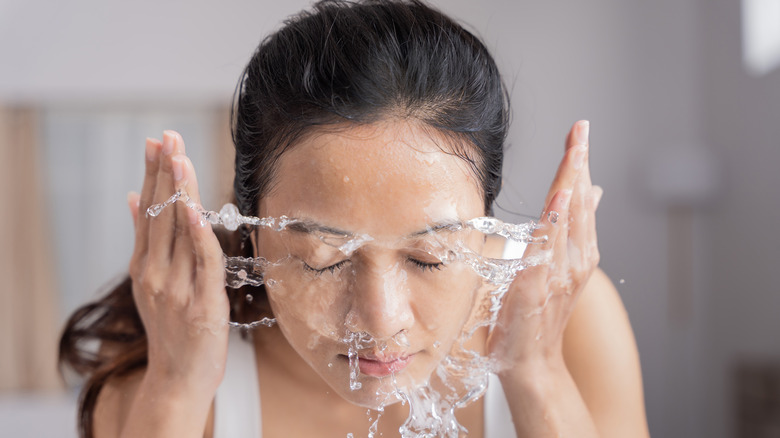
[255,121,487,408]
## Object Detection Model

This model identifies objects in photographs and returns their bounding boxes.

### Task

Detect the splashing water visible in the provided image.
[147,191,551,436]
[146,189,281,231]
[347,332,364,391]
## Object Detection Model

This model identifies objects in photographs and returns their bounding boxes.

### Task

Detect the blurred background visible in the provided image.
[1,0,779,437]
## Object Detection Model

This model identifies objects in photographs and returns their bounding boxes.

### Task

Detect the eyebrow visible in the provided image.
[285,218,462,239]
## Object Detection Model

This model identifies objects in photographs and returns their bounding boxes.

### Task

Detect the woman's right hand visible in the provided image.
[126,131,230,401]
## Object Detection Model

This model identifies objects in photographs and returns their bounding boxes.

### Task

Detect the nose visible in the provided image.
[345,261,414,342]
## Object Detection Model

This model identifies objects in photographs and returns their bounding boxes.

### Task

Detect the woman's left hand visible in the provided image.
[487,120,603,373]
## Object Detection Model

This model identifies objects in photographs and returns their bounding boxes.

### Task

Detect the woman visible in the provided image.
[59,1,650,437]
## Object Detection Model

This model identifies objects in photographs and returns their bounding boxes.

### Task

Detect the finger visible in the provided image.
[173,156,224,302]
[553,190,572,267]
[543,120,589,208]
[133,138,162,259]
[586,185,603,262]
[524,189,572,262]
[188,207,227,306]
[591,185,603,211]
[179,155,202,206]
[127,191,141,228]
[564,119,589,152]
[148,130,186,266]
[567,144,592,265]
[567,172,589,271]
[170,155,198,284]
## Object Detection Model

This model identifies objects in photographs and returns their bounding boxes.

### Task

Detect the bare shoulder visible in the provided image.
[562,268,651,438]
[93,367,215,438]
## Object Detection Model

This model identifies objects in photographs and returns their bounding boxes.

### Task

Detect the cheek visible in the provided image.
[409,265,482,336]
[265,268,348,344]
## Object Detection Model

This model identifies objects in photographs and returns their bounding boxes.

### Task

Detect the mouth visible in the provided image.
[339,353,413,378]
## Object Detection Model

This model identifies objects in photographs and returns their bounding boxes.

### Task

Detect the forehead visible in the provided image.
[260,121,484,237]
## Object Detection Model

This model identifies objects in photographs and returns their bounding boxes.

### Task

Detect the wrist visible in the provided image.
[496,356,572,393]
[144,357,225,394]
[119,370,216,438]
[496,358,599,438]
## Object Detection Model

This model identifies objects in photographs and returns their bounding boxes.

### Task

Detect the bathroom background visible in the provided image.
[1,0,778,437]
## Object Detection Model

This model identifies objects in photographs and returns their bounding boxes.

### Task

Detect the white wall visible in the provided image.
[0,0,311,103]
[699,1,780,437]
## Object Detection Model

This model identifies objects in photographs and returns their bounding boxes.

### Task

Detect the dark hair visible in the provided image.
[59,1,509,436]
[233,0,508,224]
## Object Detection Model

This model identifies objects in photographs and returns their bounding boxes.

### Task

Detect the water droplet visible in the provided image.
[343,175,350,183]
[619,278,626,284]
[547,211,559,224]
[245,294,253,303]
[227,317,275,330]
[433,341,441,349]
[220,203,240,231]
[147,204,164,217]
[328,362,334,368]
[393,331,410,348]
[348,338,362,391]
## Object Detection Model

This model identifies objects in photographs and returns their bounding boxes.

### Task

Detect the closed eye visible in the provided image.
[407,258,443,272]
[302,259,350,276]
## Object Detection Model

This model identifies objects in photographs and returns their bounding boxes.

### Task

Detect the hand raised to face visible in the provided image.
[488,120,603,371]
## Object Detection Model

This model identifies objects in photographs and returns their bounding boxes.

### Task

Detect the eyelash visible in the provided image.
[408,258,444,272]
[302,258,443,275]
[303,260,350,276]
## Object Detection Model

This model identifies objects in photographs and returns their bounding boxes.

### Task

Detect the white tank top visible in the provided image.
[214,239,524,437]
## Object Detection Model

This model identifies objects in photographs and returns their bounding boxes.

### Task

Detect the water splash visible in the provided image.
[147,190,551,437]
[146,189,283,231]
[224,255,268,288]
[227,317,276,330]
[348,345,362,392]
[465,216,544,244]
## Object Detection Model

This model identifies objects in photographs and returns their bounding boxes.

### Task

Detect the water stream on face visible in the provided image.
[148,191,552,437]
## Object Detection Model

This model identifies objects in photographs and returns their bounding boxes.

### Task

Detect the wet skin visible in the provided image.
[253,120,490,408]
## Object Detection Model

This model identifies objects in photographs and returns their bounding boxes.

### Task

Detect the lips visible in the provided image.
[356,354,412,377]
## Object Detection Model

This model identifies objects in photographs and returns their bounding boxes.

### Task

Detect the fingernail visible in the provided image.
[162,130,175,155]
[172,156,184,181]
[576,120,590,146]
[126,191,137,205]
[145,138,159,162]
[573,146,587,170]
